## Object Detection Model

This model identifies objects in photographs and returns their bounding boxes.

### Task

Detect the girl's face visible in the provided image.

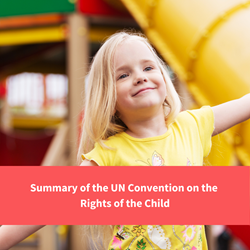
[114,40,167,121]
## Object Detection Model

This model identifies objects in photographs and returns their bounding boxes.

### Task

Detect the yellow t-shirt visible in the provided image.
[82,106,214,250]
[82,106,214,166]
[108,225,208,250]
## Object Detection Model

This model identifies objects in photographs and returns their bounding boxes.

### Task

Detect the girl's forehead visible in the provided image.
[114,40,156,67]
[116,40,154,56]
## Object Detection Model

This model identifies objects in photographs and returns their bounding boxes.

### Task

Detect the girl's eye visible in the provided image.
[118,74,128,80]
[144,66,153,71]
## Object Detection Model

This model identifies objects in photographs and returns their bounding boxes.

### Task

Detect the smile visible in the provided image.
[133,88,155,97]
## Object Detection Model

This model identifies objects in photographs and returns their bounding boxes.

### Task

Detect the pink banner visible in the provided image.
[0,166,249,225]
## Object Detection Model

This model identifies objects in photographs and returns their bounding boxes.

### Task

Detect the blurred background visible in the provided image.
[0,0,249,249]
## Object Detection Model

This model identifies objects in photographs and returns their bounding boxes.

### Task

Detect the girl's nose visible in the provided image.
[134,76,148,85]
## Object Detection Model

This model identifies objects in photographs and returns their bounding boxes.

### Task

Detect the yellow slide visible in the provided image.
[113,0,250,165]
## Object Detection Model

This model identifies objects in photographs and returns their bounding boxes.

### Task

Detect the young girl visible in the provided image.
[0,32,250,250]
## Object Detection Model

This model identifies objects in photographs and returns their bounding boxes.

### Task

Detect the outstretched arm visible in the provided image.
[0,225,44,250]
[212,94,250,136]
[0,160,96,249]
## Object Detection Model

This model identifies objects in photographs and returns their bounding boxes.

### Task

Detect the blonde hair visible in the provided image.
[82,225,114,250]
[77,31,181,164]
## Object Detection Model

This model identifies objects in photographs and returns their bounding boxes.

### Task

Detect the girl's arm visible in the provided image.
[0,162,95,249]
[212,94,250,136]
[0,225,44,250]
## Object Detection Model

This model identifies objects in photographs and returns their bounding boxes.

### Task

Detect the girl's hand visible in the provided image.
[212,93,250,136]
[0,225,44,250]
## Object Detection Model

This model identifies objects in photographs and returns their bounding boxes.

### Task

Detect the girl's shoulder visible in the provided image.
[174,106,214,158]
[82,132,128,166]
[104,132,127,146]
[86,132,127,155]
[174,106,214,127]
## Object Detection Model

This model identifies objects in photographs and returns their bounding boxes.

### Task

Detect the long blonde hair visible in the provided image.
[77,32,181,164]
[82,225,114,250]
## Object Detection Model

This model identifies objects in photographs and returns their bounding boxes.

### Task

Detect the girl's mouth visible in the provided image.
[133,88,155,97]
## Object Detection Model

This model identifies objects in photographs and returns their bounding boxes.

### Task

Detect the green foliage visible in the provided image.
[136,238,146,250]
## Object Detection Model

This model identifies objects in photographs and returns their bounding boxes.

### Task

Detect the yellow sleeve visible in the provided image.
[81,142,111,166]
[186,106,214,157]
